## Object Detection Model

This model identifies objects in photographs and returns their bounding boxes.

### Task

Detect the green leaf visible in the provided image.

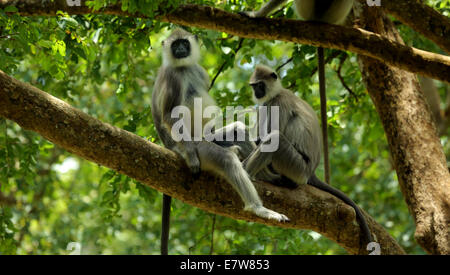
[4,6,18,13]
[38,40,53,49]
[61,17,79,28]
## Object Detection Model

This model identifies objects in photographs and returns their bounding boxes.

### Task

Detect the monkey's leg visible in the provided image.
[172,141,200,176]
[242,144,274,178]
[206,121,247,141]
[242,130,284,177]
[206,121,256,160]
[206,123,283,183]
[270,135,312,186]
[196,141,289,222]
[244,130,312,186]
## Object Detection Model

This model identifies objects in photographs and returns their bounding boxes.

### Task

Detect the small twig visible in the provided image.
[335,53,358,102]
[209,37,245,90]
[310,50,341,77]
[209,214,216,255]
[276,57,293,72]
[0,33,18,39]
[278,48,340,73]
[188,231,211,255]
[286,50,342,90]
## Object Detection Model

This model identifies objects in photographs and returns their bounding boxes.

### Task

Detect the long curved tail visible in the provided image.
[307,175,373,245]
[161,194,171,255]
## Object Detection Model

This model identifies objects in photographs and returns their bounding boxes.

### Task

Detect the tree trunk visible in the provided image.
[356,0,450,54]
[356,5,450,255]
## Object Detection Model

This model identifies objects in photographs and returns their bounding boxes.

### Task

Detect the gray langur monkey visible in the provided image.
[242,64,373,245]
[242,0,355,184]
[152,29,289,254]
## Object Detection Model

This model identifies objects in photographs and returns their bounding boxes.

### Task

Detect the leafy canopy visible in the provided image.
[2,0,449,254]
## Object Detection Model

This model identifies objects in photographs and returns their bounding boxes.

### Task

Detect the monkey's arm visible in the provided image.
[161,82,201,175]
[245,0,287,18]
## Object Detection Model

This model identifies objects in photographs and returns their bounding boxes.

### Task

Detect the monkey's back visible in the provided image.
[272,89,322,171]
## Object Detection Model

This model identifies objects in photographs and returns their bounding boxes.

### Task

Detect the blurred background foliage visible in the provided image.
[1,0,449,255]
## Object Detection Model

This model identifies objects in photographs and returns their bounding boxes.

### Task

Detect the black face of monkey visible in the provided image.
[251,81,266,99]
[171,39,191,59]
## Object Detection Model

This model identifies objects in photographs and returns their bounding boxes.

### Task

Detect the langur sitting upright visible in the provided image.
[242,64,373,245]
[152,29,289,254]
[242,0,355,184]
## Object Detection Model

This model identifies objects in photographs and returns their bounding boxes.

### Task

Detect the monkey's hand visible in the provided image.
[245,204,290,222]
[173,143,201,178]
[256,169,298,189]
[186,156,201,179]
[255,168,282,183]
[228,145,245,161]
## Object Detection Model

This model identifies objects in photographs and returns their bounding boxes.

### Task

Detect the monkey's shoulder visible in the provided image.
[269,89,320,130]
[270,89,304,113]
[281,89,315,112]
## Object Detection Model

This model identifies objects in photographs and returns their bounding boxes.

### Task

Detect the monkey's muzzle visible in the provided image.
[250,82,266,99]
[171,39,191,59]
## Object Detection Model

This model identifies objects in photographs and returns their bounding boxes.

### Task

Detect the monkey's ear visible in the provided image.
[270,72,278,79]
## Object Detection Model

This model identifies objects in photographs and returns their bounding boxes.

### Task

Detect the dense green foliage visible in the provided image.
[1,0,449,255]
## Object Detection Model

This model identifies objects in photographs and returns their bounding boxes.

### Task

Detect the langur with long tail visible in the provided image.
[242,64,373,246]
[242,0,355,184]
[152,29,289,254]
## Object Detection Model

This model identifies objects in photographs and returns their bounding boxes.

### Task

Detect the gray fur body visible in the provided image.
[152,29,288,222]
[256,89,322,184]
[243,65,321,185]
[242,65,373,245]
[243,0,354,186]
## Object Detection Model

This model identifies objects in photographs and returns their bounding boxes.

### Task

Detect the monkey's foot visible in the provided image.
[238,11,256,18]
[228,145,240,154]
[229,145,244,160]
[246,205,290,222]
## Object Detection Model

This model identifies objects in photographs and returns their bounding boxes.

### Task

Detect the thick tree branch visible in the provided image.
[356,6,450,255]
[0,69,404,254]
[1,1,450,83]
[356,0,450,54]
[418,76,448,135]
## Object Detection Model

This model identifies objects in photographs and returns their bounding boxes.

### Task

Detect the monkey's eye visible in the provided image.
[270,72,277,79]
[194,35,199,41]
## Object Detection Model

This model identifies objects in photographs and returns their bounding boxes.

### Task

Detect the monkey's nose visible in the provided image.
[254,88,266,99]
[176,47,187,54]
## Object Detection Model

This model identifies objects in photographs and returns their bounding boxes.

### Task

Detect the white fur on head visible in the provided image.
[250,64,282,104]
[162,28,200,67]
